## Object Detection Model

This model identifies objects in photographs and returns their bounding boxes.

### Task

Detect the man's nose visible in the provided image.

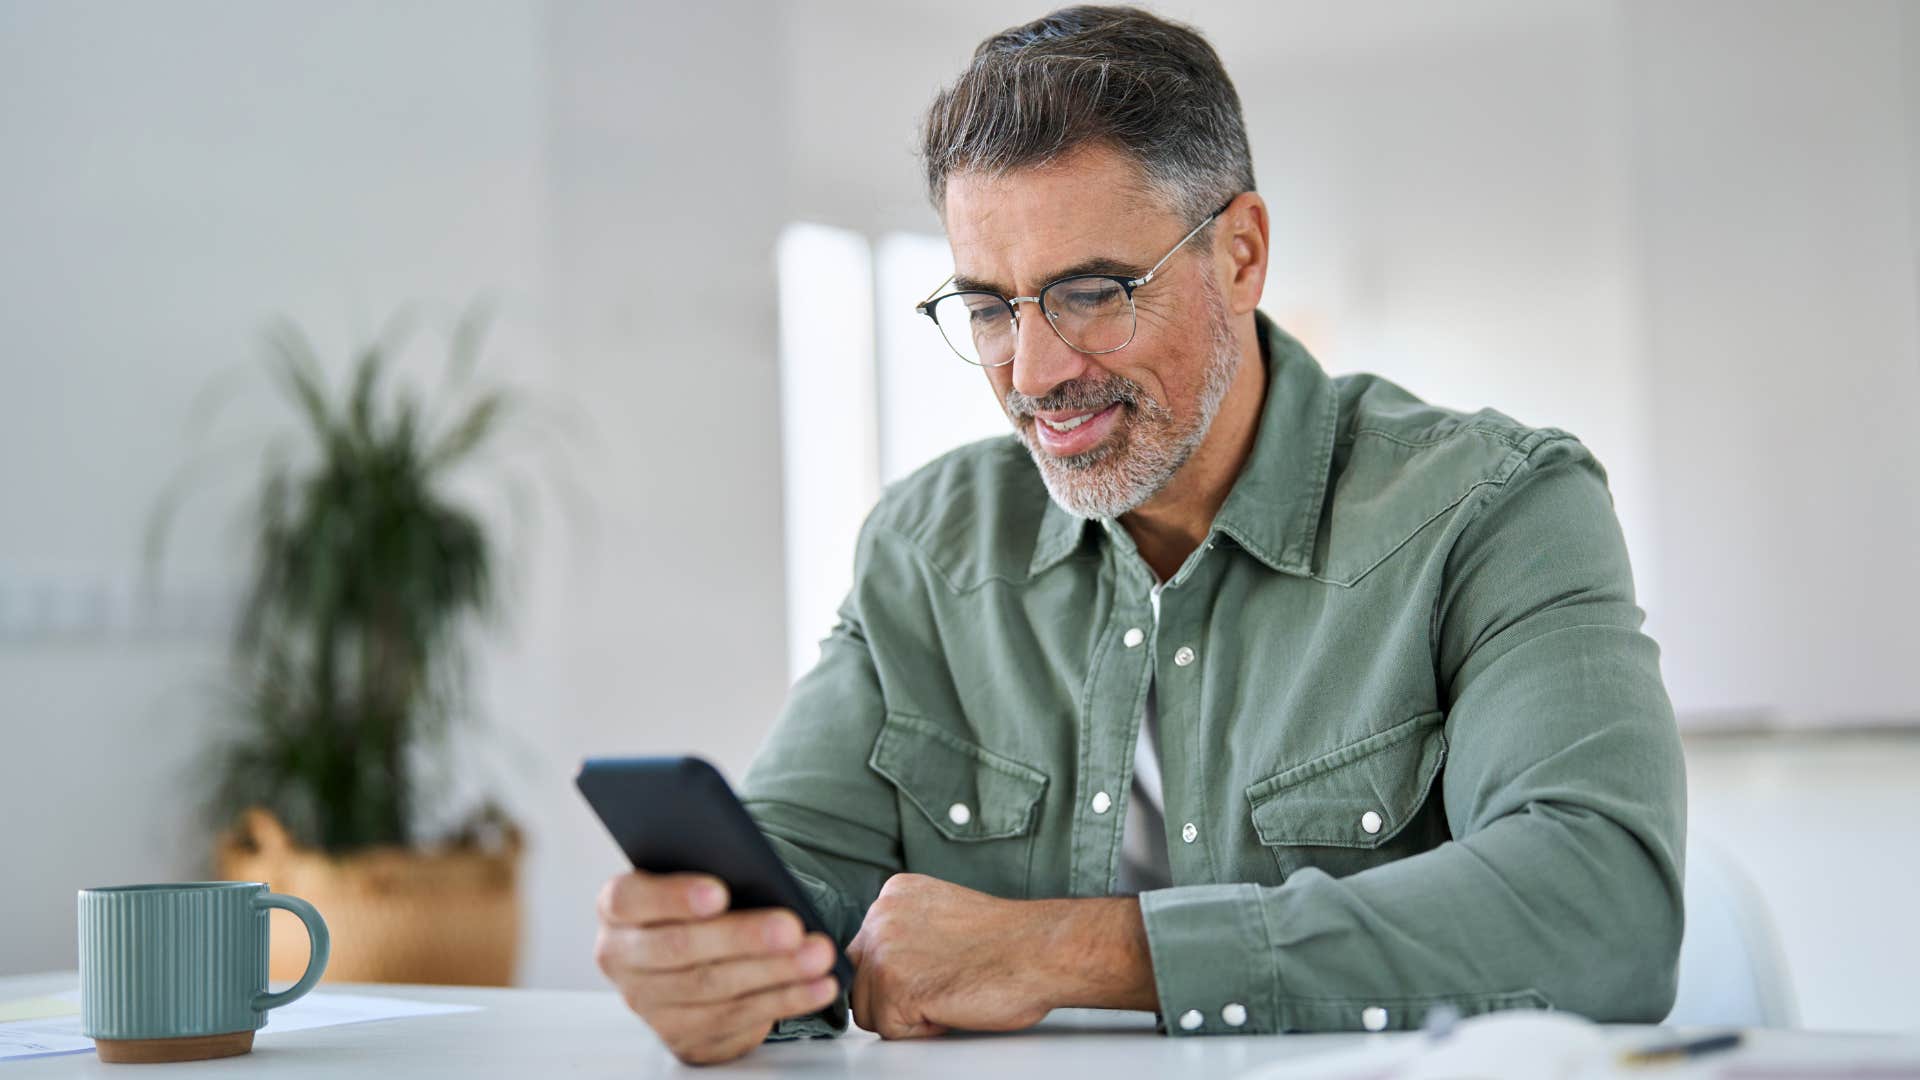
[1009,302,1092,402]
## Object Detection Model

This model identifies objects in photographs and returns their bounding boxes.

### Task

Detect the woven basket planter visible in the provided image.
[215,807,522,986]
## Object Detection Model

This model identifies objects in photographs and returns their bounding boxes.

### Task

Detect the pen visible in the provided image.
[1620,1031,1743,1066]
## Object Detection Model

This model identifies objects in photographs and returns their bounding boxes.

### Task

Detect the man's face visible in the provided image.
[943,142,1241,519]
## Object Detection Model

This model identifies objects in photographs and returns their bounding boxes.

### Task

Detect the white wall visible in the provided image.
[1687,733,1920,1032]
[520,0,791,990]
[0,0,550,975]
[0,0,792,992]
[1625,0,1920,726]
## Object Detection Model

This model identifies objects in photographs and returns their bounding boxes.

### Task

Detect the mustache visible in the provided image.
[1005,373,1154,418]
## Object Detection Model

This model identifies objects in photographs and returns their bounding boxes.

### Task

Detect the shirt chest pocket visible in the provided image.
[867,710,1048,898]
[1245,709,1450,882]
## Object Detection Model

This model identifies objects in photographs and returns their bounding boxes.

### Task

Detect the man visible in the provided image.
[595,5,1685,1065]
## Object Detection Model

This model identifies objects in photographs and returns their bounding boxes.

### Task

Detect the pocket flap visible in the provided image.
[1246,710,1446,849]
[869,711,1048,841]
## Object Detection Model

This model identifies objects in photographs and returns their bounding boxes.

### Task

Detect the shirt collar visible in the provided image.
[1029,310,1338,579]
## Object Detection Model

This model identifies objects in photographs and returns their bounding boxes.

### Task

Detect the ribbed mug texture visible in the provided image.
[79,882,317,1040]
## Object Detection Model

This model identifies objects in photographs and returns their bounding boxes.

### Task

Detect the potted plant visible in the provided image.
[149,306,534,986]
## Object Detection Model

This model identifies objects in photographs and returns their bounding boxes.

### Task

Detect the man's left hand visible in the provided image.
[845,873,1053,1037]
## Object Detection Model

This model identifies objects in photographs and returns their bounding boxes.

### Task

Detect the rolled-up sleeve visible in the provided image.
[1140,436,1687,1034]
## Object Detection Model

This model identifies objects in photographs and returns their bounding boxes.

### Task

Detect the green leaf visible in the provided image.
[266,318,335,446]
[347,346,383,445]
[427,391,509,469]
[446,297,495,391]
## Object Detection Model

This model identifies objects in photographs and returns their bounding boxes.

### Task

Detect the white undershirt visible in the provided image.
[1116,675,1172,894]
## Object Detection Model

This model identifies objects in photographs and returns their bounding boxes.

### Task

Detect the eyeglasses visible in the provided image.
[914,197,1236,367]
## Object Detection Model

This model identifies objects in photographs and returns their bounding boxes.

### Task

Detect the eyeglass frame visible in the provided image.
[913,195,1238,367]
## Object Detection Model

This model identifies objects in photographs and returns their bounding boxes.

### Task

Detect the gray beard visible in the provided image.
[1012,278,1244,521]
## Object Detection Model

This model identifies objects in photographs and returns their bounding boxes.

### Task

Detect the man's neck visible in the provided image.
[1118,319,1269,583]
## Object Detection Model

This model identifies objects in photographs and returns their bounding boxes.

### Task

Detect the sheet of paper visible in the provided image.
[0,990,480,1062]
[0,1024,96,1062]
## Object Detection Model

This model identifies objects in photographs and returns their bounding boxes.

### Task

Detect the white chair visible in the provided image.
[1664,836,1799,1027]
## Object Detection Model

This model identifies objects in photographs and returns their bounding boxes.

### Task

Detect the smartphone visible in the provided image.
[574,755,854,991]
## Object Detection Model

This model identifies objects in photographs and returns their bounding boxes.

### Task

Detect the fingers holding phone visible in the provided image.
[594,869,839,1065]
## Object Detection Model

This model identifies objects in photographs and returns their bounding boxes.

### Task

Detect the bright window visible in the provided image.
[777,226,1010,681]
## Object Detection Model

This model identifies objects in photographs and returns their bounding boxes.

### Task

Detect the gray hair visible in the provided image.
[920,5,1256,228]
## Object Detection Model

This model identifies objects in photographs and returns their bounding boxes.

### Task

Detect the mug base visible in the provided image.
[93,1029,254,1064]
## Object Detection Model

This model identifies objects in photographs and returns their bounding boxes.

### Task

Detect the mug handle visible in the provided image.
[251,892,331,1013]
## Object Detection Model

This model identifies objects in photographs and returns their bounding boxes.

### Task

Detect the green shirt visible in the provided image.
[744,311,1686,1038]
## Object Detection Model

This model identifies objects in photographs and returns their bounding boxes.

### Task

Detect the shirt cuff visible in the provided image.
[1143,878,1555,1033]
[765,993,850,1041]
[1138,883,1276,1036]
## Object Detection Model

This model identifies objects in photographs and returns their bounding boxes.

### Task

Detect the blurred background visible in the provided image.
[2,0,1916,1034]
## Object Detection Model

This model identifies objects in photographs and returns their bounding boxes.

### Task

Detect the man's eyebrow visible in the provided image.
[949,255,1146,296]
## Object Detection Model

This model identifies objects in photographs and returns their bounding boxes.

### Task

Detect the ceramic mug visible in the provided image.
[77,881,329,1064]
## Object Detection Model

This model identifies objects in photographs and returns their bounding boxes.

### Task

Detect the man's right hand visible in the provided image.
[594,870,840,1065]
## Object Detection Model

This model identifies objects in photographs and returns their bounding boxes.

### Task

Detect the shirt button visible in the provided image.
[1173,645,1196,667]
[1091,791,1112,814]
[1181,821,1198,843]
[1221,1002,1247,1027]
[1123,627,1145,648]
[1177,1009,1204,1031]
[1361,1006,1388,1031]
[1360,810,1383,835]
[947,803,971,826]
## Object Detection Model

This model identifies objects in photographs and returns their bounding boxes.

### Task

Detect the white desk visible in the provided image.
[4,971,1915,1078]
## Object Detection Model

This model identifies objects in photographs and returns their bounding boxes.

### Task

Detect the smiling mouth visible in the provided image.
[1026,401,1125,458]
[1039,407,1109,433]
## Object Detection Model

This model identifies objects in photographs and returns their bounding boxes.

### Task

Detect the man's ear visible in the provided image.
[1217,192,1269,317]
